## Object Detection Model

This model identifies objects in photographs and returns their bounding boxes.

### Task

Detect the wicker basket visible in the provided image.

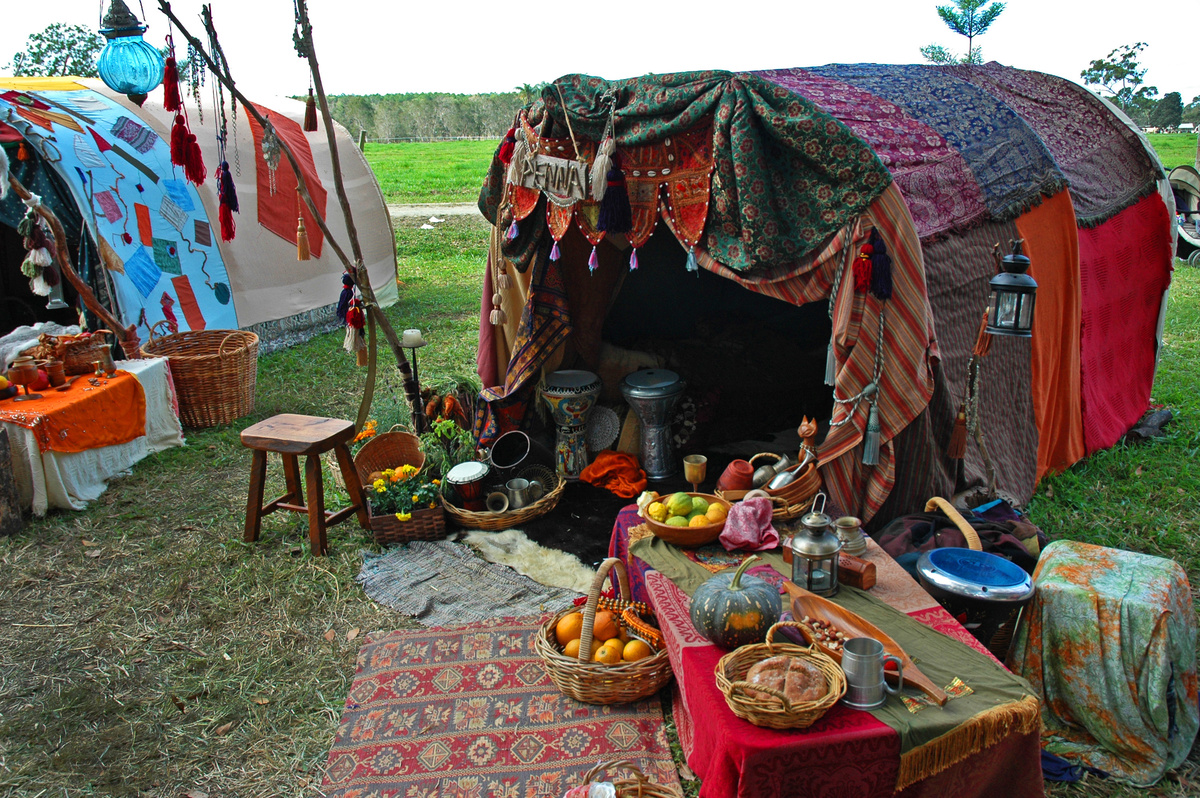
[354,428,425,488]
[717,454,822,522]
[442,475,565,530]
[141,324,258,428]
[573,759,683,798]
[23,330,113,375]
[535,557,673,704]
[367,502,447,545]
[715,621,846,729]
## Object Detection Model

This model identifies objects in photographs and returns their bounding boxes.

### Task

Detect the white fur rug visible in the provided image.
[462,529,593,595]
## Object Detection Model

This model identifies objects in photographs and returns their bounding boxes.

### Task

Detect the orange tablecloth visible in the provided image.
[0,371,146,453]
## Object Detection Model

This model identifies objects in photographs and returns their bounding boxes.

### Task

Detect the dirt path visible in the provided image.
[388,202,481,220]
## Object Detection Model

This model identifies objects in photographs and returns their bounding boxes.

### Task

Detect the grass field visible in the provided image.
[2,139,1199,795]
[1146,133,1198,171]
[363,141,497,205]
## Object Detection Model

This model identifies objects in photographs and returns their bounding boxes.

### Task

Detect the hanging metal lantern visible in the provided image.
[985,240,1037,337]
[789,493,842,597]
[97,0,165,105]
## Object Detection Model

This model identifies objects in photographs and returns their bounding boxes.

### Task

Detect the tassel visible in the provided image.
[344,325,364,354]
[629,248,639,271]
[490,292,507,326]
[853,244,873,293]
[184,132,206,185]
[170,114,188,166]
[971,312,992,358]
[869,231,892,299]
[356,347,369,367]
[29,269,51,297]
[217,162,237,242]
[304,89,318,132]
[163,56,182,112]
[497,268,512,290]
[947,406,968,459]
[863,400,881,466]
[824,338,837,386]
[497,126,516,165]
[590,134,614,202]
[18,142,29,161]
[549,239,560,261]
[506,135,529,185]
[685,247,698,274]
[588,245,599,274]
[296,214,310,261]
[344,300,366,356]
[336,273,354,322]
[506,219,519,240]
[597,158,632,233]
[43,264,60,287]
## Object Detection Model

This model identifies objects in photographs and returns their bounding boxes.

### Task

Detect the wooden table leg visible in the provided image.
[244,449,267,542]
[334,443,371,528]
[304,453,328,556]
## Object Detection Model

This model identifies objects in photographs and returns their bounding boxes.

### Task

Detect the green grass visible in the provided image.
[362,141,498,205]
[1146,133,1198,171]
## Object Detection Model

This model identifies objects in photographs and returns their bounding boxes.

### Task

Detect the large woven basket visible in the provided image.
[141,325,258,428]
[367,502,447,545]
[442,475,565,530]
[573,759,683,798]
[535,557,673,704]
[715,621,846,729]
[354,428,425,488]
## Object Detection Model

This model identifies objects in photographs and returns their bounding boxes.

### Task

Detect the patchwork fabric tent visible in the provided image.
[474,64,1175,523]
[0,77,396,350]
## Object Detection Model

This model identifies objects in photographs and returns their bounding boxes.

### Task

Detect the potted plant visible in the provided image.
[418,416,479,480]
[365,464,446,544]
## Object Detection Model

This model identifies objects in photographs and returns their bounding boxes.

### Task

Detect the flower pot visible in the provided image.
[367,502,447,546]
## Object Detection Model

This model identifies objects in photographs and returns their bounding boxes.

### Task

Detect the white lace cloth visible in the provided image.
[4,358,185,515]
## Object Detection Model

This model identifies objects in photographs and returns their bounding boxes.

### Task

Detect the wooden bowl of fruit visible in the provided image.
[642,492,731,547]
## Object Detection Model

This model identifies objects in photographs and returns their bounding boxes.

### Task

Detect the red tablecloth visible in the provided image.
[609,507,1044,798]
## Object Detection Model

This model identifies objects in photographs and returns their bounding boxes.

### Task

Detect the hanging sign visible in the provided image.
[513,154,589,201]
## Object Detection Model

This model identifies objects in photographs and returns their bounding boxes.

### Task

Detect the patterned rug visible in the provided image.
[357,541,580,626]
[321,618,682,797]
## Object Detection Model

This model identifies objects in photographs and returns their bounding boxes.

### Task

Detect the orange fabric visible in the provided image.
[1015,190,1085,480]
[580,450,648,498]
[0,371,147,453]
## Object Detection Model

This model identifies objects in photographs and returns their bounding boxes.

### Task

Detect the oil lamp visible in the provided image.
[985,240,1037,337]
[791,493,842,597]
[97,0,165,105]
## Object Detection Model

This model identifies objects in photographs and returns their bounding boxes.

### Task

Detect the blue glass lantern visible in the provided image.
[97,0,164,105]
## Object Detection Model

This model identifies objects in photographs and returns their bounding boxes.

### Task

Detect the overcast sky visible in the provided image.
[2,0,1197,105]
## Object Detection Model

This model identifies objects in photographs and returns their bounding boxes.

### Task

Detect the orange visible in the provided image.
[592,611,619,642]
[706,502,728,521]
[688,514,711,528]
[556,612,584,645]
[622,639,654,662]
[593,640,623,665]
[563,638,601,660]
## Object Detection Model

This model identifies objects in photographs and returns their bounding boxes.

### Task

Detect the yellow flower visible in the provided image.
[395,511,412,522]
[382,468,395,478]
[429,501,437,508]
[375,485,387,494]
[432,479,441,486]
[400,464,417,477]
[372,479,386,490]
[411,495,419,503]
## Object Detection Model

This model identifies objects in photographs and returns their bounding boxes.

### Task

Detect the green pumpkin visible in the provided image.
[689,554,782,649]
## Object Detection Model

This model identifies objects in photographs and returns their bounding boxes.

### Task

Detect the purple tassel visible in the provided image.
[588,245,599,274]
[597,158,632,233]
[218,161,238,212]
[629,248,639,271]
[506,219,519,240]
[336,273,354,322]
[869,230,892,300]
[550,240,560,261]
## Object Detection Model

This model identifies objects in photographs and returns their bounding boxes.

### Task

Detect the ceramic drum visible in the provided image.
[620,369,685,482]
[540,370,602,480]
[444,461,491,511]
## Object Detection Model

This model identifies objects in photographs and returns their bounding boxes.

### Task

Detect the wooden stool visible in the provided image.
[241,414,368,555]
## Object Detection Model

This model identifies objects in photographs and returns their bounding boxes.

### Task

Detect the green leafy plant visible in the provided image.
[419,416,479,479]
[367,465,441,520]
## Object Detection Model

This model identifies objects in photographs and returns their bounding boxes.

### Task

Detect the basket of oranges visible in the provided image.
[535,557,673,704]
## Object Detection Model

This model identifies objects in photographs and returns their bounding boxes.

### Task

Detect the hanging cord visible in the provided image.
[828,307,886,429]
[825,221,858,385]
[553,83,583,161]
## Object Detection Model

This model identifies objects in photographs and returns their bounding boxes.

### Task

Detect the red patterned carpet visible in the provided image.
[322,618,681,797]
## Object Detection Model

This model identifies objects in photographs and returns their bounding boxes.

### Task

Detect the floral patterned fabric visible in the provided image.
[322,618,681,797]
[1009,540,1199,785]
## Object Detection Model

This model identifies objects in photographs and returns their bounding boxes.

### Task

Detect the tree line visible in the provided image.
[324,91,529,141]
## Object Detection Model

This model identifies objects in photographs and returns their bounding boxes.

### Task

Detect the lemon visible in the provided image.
[688,515,711,528]
[666,492,693,517]
[691,497,710,515]
[647,502,669,522]
[665,515,689,527]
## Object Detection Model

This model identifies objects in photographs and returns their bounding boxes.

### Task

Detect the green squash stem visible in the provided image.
[729,554,760,590]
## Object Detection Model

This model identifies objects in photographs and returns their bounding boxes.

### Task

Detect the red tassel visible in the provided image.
[947,407,968,459]
[217,161,237,241]
[498,126,516,165]
[304,89,318,132]
[853,245,873,293]
[17,142,29,161]
[219,201,235,242]
[183,133,206,186]
[170,114,187,166]
[163,56,182,112]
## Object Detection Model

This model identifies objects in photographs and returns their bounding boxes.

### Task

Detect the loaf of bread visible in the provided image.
[744,655,827,703]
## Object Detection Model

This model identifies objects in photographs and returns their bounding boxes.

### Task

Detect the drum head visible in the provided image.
[445,461,489,485]
[621,369,682,398]
[918,548,1033,603]
[544,370,600,392]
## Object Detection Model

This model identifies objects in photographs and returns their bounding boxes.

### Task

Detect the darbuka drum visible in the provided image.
[620,369,685,481]
[445,461,490,511]
[540,370,601,480]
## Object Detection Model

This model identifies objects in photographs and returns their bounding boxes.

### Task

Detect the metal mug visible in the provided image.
[505,478,543,510]
[841,637,904,710]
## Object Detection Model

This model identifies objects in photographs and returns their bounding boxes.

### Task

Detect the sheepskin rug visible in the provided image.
[463,529,594,594]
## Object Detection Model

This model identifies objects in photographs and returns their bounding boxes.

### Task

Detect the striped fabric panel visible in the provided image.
[693,183,936,521]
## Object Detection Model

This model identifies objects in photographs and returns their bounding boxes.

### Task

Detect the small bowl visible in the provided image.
[643,492,732,547]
